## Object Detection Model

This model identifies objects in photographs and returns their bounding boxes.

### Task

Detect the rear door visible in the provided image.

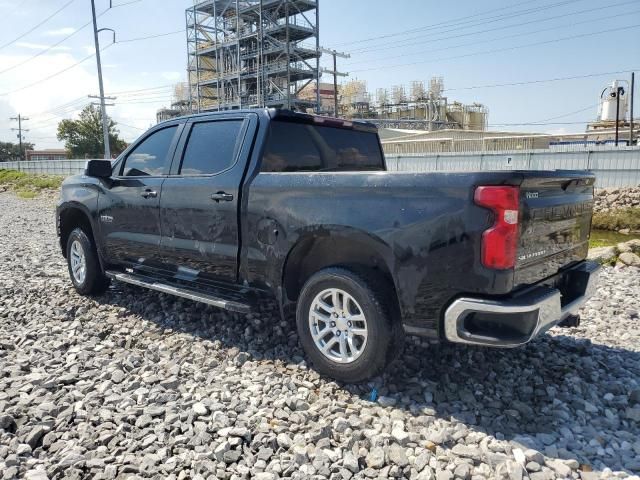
[98,123,183,265]
[158,113,256,283]
[515,172,595,285]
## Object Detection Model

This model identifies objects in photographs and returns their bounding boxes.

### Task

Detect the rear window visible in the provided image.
[261,120,384,172]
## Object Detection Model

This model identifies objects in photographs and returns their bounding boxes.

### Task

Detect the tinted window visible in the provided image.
[260,120,383,172]
[261,122,321,172]
[123,126,177,176]
[180,120,244,175]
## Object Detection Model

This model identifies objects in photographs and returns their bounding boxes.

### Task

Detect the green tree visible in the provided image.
[0,141,35,162]
[57,104,127,158]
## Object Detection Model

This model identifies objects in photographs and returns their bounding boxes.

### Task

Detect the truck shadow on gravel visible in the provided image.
[94,283,640,474]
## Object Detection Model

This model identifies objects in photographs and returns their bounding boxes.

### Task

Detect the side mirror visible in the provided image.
[85,159,112,178]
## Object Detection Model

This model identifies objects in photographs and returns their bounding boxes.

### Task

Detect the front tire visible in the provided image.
[296,267,403,383]
[66,228,110,295]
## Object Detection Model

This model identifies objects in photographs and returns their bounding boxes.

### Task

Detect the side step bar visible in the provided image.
[105,271,251,314]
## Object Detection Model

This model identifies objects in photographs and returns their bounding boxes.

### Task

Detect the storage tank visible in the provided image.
[599,80,628,122]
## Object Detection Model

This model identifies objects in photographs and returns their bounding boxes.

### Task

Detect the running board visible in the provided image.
[105,271,251,314]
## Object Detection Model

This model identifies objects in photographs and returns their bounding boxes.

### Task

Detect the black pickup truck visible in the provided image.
[57,109,600,382]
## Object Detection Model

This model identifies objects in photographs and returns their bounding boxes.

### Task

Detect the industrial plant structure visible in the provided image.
[156,83,191,123]
[185,0,320,112]
[380,78,638,154]
[337,77,489,131]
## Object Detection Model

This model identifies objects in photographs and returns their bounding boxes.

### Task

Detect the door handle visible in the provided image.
[211,191,234,202]
[141,189,158,199]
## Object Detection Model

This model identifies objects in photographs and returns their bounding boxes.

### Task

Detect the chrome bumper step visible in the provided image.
[443,261,601,347]
[105,271,251,314]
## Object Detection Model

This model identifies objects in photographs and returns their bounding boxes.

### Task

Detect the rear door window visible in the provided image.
[179,120,244,175]
[261,120,383,172]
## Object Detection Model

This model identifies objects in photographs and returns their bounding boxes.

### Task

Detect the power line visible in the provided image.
[118,29,183,43]
[443,69,639,92]
[115,121,146,131]
[351,24,640,73]
[348,2,637,60]
[531,104,600,124]
[334,0,585,47]
[488,120,594,126]
[26,102,90,128]
[0,52,96,96]
[0,0,77,51]
[350,10,640,67]
[111,0,144,7]
[0,43,115,97]
[0,22,92,76]
[0,7,113,76]
[114,97,174,105]
[0,3,184,95]
[109,84,174,95]
[27,89,171,120]
[37,97,89,116]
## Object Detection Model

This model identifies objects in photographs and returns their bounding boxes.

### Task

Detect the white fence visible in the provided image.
[1,159,88,175]
[1,147,639,188]
[386,147,640,188]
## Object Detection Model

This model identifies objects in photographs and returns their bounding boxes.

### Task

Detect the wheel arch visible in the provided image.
[58,204,99,259]
[281,228,400,316]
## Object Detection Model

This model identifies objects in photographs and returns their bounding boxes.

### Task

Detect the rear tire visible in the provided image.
[296,267,403,383]
[66,228,110,295]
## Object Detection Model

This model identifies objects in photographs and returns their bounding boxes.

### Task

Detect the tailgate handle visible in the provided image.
[561,179,580,191]
[211,191,234,202]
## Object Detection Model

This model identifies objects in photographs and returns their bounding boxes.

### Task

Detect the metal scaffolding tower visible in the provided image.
[186,0,320,113]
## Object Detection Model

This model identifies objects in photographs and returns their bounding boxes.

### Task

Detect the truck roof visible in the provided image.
[157,108,379,133]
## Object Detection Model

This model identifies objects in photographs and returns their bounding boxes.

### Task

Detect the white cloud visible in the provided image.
[0,50,177,149]
[44,27,76,37]
[0,52,99,149]
[161,71,182,82]
[15,42,71,51]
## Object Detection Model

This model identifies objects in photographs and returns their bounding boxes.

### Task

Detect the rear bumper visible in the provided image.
[443,260,600,347]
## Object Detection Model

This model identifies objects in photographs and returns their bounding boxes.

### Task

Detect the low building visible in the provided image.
[25,149,68,161]
[380,126,639,154]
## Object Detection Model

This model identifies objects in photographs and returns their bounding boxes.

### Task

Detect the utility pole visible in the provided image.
[630,72,635,146]
[319,47,350,117]
[10,114,29,161]
[614,85,624,147]
[90,0,115,159]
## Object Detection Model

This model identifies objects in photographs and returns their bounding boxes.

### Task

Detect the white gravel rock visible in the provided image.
[0,192,639,479]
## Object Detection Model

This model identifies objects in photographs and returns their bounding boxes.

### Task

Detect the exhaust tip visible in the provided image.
[558,314,581,328]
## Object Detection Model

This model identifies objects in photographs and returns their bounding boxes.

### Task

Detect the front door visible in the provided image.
[159,115,254,283]
[98,124,181,265]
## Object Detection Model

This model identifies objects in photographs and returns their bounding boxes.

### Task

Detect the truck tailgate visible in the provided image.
[515,172,595,286]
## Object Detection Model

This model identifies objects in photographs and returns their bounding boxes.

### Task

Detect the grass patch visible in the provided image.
[589,238,613,248]
[16,189,38,199]
[589,229,640,248]
[592,207,640,232]
[0,169,63,198]
[0,169,27,182]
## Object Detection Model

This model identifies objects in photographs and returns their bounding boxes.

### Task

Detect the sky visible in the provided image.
[0,0,638,150]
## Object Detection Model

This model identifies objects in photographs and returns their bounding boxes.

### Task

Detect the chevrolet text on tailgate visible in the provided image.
[56,108,600,383]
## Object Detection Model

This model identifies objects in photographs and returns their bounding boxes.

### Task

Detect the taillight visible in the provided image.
[474,186,520,270]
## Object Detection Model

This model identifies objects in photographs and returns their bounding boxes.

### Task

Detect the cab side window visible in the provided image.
[179,120,244,175]
[121,126,178,176]
[260,122,322,172]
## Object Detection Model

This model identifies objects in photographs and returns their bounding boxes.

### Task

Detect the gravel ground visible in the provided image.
[0,192,639,480]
